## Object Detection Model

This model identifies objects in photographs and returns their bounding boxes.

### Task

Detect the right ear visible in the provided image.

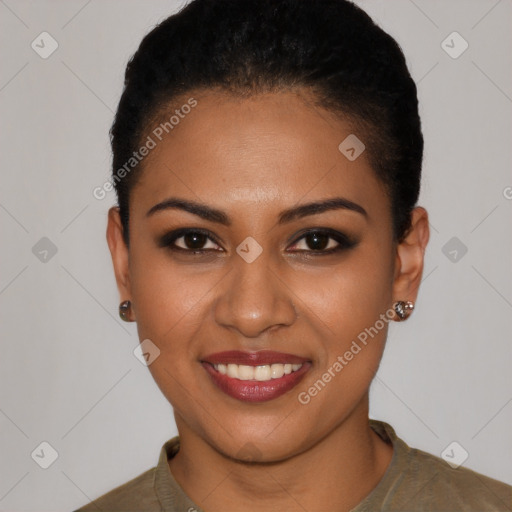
[106,207,132,303]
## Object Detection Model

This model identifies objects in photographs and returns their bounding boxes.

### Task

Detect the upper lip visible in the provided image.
[202,350,310,366]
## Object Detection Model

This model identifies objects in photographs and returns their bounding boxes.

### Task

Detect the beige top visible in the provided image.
[74,420,512,511]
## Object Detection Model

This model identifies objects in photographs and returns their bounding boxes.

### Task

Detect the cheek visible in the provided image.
[129,243,216,338]
[289,244,393,402]
[301,272,391,377]
[128,250,219,415]
[292,243,394,336]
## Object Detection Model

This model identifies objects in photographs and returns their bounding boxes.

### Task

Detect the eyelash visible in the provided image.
[158,228,357,256]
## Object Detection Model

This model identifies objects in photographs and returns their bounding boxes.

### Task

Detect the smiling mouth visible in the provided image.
[200,350,312,403]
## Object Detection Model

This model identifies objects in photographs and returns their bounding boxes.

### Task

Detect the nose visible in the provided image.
[214,252,297,339]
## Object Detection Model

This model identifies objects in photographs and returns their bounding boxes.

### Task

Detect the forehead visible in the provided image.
[132,90,388,218]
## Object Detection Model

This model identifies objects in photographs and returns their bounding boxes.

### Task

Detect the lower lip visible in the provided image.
[201,362,311,403]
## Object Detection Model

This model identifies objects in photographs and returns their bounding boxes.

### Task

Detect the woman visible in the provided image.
[75,0,512,510]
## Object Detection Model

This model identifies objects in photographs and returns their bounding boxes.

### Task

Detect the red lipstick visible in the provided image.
[201,350,311,403]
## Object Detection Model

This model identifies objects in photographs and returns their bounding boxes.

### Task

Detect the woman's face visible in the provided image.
[108,90,427,462]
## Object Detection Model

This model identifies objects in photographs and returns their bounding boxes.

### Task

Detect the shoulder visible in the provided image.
[73,466,160,512]
[403,444,512,510]
[365,420,512,511]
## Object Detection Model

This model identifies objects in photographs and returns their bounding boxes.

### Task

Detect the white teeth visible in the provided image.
[212,362,303,381]
[238,365,254,380]
[254,365,271,381]
[227,364,239,378]
[270,363,284,379]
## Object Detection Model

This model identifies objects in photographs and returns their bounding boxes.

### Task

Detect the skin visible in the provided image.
[107,89,429,512]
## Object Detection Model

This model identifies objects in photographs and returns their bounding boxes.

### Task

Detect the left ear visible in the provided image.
[392,207,430,304]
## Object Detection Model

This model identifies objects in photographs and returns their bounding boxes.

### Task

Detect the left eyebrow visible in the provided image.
[146,196,367,225]
[277,197,367,224]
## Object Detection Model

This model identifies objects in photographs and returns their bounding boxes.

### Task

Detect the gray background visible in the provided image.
[0,0,511,510]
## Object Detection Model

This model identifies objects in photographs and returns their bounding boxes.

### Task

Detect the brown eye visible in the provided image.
[158,229,222,253]
[302,232,332,251]
[288,229,357,255]
[179,232,210,250]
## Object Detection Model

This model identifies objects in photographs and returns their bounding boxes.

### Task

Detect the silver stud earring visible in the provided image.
[393,300,414,321]
[119,300,132,322]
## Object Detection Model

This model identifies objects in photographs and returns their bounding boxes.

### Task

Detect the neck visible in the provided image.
[168,397,393,512]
